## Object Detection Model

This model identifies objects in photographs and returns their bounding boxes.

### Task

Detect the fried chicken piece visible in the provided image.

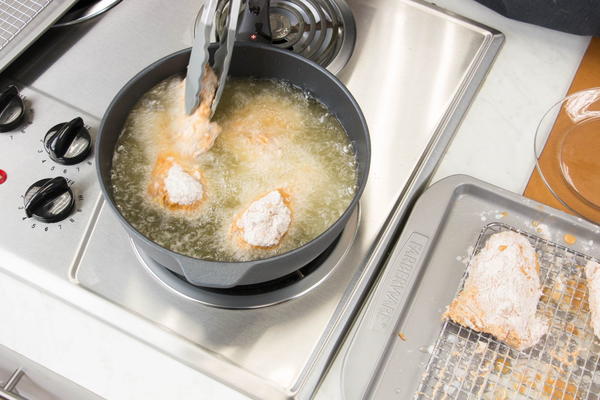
[173,64,222,159]
[444,231,548,350]
[585,260,600,339]
[231,189,292,249]
[147,153,206,211]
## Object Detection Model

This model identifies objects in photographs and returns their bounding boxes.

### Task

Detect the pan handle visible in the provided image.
[178,258,255,288]
[236,0,272,43]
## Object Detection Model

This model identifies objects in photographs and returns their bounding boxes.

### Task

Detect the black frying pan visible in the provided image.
[95,4,370,289]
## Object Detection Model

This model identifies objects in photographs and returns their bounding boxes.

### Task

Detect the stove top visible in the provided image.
[0,1,503,399]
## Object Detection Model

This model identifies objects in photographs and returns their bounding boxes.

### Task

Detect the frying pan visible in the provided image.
[95,2,370,289]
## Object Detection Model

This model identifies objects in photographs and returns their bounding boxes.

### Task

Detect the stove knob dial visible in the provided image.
[0,85,25,132]
[44,117,92,165]
[24,177,75,223]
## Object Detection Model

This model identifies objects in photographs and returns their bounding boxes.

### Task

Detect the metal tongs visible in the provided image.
[185,0,242,117]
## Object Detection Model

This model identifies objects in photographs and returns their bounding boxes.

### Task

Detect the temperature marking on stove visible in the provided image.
[18,214,74,232]
[1,126,28,140]
[2,128,27,139]
[27,107,34,124]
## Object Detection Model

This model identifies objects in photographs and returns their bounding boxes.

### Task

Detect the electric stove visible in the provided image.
[0,0,503,398]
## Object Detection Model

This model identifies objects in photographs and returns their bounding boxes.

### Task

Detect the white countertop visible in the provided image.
[0,1,591,399]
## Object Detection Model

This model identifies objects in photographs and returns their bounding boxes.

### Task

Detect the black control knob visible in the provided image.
[0,85,25,132]
[24,177,75,223]
[44,117,92,165]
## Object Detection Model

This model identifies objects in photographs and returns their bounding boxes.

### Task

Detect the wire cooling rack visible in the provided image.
[0,0,51,50]
[415,223,600,399]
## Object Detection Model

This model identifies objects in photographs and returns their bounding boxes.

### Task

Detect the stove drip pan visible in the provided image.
[132,208,359,309]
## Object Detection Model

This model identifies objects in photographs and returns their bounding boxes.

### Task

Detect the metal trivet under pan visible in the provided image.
[416,223,600,400]
[134,208,359,309]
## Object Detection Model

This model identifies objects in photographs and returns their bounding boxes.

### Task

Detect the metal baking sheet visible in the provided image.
[340,174,600,400]
[0,0,75,73]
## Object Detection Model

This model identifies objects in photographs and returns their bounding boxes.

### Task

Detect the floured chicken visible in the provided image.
[173,64,222,159]
[585,260,600,339]
[148,65,220,210]
[232,189,292,249]
[147,153,206,211]
[444,231,548,350]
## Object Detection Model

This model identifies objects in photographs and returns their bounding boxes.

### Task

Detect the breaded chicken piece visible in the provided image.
[231,189,292,249]
[173,64,222,159]
[147,153,206,211]
[444,231,548,350]
[148,66,221,210]
[585,260,600,339]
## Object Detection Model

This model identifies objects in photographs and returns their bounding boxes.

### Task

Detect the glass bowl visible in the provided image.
[534,87,600,224]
